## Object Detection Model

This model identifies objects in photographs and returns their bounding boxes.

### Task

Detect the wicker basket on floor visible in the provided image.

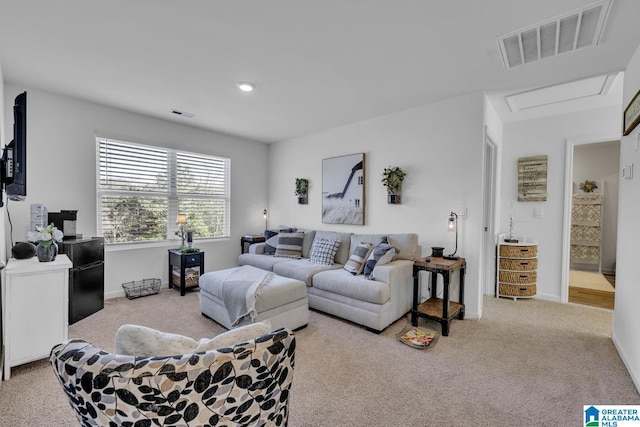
[122,278,161,299]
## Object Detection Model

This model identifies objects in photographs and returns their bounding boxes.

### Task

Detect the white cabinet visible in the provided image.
[496,236,538,300]
[1,255,72,380]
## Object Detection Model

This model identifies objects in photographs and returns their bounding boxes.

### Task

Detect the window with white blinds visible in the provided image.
[96,137,230,244]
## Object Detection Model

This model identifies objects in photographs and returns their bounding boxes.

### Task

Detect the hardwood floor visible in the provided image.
[568,270,615,310]
[604,274,615,288]
[569,285,614,310]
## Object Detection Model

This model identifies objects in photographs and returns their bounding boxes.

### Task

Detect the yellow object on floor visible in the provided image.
[569,270,614,309]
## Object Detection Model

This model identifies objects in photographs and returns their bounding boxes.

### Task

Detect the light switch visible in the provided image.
[452,207,467,218]
[534,207,543,218]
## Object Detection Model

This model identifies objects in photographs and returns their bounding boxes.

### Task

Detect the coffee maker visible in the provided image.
[48,210,79,239]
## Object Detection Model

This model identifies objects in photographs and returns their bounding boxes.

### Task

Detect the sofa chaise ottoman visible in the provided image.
[199,265,309,331]
[239,228,420,332]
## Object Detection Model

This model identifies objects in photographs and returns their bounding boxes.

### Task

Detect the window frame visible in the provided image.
[96,137,231,246]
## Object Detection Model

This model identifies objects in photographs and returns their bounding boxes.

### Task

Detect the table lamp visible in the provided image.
[176,213,188,248]
[444,211,460,260]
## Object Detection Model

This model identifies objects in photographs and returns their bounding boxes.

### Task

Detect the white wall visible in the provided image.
[501,106,621,301]
[614,44,640,393]
[483,96,504,145]
[268,92,487,318]
[573,141,619,273]
[3,84,269,298]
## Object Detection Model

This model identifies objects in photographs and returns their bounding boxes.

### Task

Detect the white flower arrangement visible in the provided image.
[28,223,64,247]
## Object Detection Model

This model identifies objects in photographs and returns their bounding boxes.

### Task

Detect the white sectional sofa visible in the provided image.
[238,229,420,332]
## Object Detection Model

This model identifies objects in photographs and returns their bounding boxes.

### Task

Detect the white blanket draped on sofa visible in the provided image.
[222,265,274,326]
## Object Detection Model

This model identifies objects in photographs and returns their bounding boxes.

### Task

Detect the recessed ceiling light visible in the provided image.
[237,82,255,92]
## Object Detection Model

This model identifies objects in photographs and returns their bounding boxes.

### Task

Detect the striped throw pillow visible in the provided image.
[275,232,305,258]
[344,242,374,275]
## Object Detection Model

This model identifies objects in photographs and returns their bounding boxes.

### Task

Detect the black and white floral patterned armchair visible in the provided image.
[50,328,295,427]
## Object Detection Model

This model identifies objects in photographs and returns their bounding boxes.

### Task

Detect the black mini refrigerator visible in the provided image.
[59,237,105,324]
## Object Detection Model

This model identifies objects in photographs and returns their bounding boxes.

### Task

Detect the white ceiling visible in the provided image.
[1,0,640,143]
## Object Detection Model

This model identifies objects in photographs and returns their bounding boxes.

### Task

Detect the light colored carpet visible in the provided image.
[569,270,615,291]
[0,290,638,426]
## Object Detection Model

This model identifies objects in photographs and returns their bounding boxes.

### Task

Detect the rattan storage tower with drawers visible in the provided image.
[496,235,538,300]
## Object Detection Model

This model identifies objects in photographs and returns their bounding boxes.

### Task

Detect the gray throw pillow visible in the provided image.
[264,229,279,255]
[363,241,398,279]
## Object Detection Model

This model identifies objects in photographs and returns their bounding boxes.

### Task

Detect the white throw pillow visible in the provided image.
[309,238,341,265]
[115,321,273,357]
[194,320,272,352]
[115,324,198,357]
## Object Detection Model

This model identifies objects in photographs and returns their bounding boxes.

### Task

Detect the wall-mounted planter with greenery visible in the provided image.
[295,178,309,204]
[381,166,406,204]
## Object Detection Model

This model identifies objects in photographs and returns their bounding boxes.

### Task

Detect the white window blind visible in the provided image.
[96,137,230,244]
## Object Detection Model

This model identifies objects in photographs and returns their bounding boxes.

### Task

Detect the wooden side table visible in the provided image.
[411,257,466,336]
[241,235,265,254]
[168,249,204,296]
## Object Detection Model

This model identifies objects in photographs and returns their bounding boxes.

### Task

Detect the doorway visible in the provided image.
[562,138,619,310]
[481,130,498,298]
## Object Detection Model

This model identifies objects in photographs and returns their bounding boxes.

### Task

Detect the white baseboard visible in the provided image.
[533,293,560,303]
[105,281,170,300]
[612,334,640,396]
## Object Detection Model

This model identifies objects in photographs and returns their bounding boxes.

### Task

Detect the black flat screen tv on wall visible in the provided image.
[1,91,27,207]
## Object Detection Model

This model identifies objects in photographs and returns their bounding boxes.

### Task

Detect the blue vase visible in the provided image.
[36,241,58,262]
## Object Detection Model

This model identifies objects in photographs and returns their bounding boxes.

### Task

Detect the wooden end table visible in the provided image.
[168,249,204,296]
[411,257,466,336]
[241,235,265,254]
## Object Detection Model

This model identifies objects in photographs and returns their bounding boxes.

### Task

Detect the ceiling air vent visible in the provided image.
[498,0,611,70]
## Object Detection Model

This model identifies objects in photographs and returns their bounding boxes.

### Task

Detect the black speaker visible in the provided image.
[11,241,36,259]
